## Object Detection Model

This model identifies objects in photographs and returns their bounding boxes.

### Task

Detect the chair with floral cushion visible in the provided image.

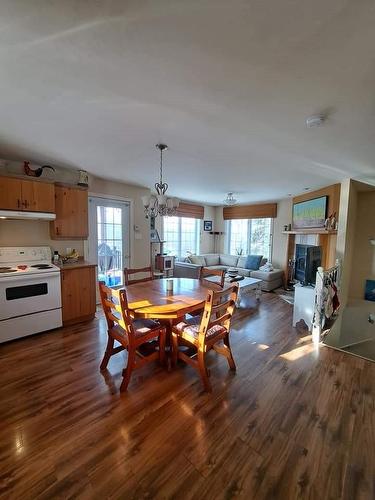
[98,281,166,392]
[171,283,238,392]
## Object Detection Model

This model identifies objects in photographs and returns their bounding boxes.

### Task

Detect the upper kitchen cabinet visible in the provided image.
[0,177,22,210]
[20,180,55,212]
[0,177,55,212]
[50,185,88,239]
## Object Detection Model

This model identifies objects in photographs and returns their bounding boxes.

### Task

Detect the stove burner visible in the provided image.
[31,264,53,269]
[0,268,16,273]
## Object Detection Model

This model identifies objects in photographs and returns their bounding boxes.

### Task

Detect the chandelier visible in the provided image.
[142,144,180,218]
[224,192,237,205]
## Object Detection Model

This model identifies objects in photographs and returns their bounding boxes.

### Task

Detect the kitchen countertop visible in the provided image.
[57,260,97,270]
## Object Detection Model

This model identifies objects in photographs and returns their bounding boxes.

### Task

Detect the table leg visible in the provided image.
[255,283,262,301]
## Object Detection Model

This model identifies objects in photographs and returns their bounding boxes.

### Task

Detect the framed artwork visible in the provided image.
[204,220,213,232]
[365,280,375,302]
[150,229,161,243]
[292,196,328,229]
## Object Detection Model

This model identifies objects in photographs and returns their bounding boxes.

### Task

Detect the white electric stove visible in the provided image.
[0,247,62,343]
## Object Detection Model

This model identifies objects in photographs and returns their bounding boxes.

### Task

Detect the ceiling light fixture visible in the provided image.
[306,114,326,128]
[224,192,237,205]
[141,144,180,219]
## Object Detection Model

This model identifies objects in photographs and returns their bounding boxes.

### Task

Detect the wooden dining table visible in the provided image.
[125,277,225,321]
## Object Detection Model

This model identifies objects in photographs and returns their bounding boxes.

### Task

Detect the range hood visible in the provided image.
[0,210,56,221]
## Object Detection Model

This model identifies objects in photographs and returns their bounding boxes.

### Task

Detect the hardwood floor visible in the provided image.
[0,293,374,499]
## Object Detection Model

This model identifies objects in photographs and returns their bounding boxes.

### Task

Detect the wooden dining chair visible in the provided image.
[199,267,225,288]
[171,283,239,392]
[124,266,154,286]
[98,281,166,392]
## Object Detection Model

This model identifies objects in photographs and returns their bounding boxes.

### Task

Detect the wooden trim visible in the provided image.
[223,203,277,220]
[292,184,341,220]
[176,202,204,219]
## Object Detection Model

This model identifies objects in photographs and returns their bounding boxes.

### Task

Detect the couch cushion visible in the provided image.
[237,256,247,268]
[250,269,284,282]
[219,254,239,267]
[205,265,228,271]
[188,255,206,266]
[245,254,263,270]
[201,254,220,266]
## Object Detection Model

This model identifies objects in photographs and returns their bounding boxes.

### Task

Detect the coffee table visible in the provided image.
[225,276,262,305]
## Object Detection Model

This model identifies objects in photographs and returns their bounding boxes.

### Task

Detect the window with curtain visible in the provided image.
[226,218,273,259]
[163,216,200,257]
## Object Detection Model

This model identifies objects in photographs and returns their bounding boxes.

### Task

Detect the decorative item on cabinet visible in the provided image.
[23,161,55,178]
[78,170,89,187]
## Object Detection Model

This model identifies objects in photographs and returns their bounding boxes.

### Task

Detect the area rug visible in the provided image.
[273,288,295,305]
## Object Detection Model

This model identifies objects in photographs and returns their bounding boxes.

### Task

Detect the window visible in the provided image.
[163,216,200,257]
[226,218,273,259]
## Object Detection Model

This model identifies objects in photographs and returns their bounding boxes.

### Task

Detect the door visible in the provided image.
[0,177,22,210]
[21,180,55,212]
[88,197,130,286]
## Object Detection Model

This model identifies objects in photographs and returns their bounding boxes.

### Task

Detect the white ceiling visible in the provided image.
[0,0,374,204]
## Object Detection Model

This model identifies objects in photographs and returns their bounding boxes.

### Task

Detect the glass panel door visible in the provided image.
[88,197,130,286]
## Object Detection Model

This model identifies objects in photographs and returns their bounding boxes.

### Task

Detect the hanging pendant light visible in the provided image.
[142,144,180,218]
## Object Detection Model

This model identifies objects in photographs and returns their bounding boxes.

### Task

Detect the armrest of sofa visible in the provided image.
[174,261,201,279]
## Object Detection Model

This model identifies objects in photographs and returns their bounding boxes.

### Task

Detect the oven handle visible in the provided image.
[0,271,61,282]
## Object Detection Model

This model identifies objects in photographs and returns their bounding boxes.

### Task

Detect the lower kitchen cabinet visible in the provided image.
[61,264,97,325]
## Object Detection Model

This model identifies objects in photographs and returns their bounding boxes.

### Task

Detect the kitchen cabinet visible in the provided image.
[61,264,96,325]
[50,185,88,239]
[0,177,55,212]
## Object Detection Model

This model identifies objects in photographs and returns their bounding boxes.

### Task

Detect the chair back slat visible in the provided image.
[198,284,238,342]
[98,281,135,338]
[124,266,154,286]
[200,267,225,288]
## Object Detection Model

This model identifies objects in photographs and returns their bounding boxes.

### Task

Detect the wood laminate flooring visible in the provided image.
[0,293,374,499]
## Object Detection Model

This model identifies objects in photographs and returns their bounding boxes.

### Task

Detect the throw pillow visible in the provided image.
[189,255,206,266]
[245,254,263,270]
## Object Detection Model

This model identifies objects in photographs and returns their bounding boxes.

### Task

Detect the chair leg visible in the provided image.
[171,332,178,367]
[198,350,212,392]
[100,335,114,371]
[159,329,166,365]
[120,348,136,392]
[224,335,236,371]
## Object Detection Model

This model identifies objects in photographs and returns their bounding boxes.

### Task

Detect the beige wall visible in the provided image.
[336,179,358,307]
[348,189,375,300]
[272,198,292,269]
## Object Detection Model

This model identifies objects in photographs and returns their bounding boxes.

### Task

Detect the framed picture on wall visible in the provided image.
[292,196,328,229]
[150,229,161,243]
[204,220,213,232]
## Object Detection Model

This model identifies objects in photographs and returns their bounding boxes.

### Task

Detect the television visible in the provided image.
[295,244,322,285]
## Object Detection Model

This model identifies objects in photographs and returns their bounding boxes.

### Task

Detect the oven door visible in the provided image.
[0,272,61,321]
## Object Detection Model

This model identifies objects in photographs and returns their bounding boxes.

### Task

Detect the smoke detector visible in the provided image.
[306,114,326,128]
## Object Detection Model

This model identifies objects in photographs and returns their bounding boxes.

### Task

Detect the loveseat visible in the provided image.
[174,253,284,291]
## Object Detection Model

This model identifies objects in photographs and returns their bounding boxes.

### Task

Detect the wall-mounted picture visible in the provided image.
[203,220,213,232]
[365,280,375,302]
[150,229,161,243]
[292,196,328,229]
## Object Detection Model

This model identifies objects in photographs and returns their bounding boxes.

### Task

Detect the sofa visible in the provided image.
[174,253,284,291]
